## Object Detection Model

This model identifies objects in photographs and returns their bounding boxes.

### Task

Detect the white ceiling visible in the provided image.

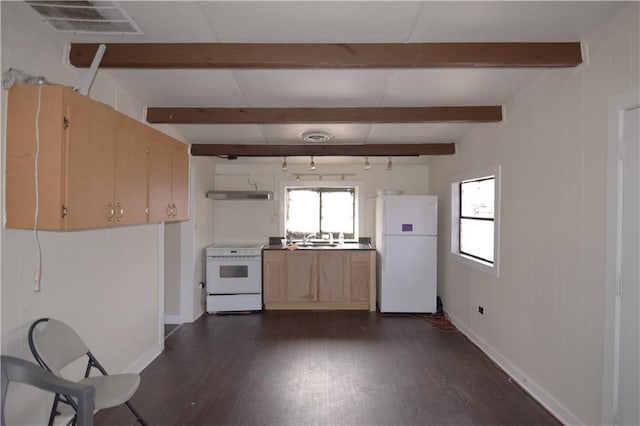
[20,1,627,164]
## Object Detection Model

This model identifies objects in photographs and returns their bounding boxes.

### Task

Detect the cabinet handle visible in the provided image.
[166,203,172,219]
[107,202,115,222]
[171,203,177,218]
[116,202,124,222]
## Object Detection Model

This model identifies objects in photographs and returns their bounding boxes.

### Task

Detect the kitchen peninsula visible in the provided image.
[263,243,376,311]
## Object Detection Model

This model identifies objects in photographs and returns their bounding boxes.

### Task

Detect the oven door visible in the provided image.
[206,255,262,294]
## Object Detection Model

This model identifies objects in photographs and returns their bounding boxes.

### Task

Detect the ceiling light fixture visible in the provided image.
[387,156,393,171]
[310,156,316,171]
[364,156,371,171]
[281,157,288,171]
[302,131,332,143]
[295,174,300,182]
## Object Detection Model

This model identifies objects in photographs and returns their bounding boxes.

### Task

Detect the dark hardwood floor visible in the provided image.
[164,323,181,338]
[96,311,559,426]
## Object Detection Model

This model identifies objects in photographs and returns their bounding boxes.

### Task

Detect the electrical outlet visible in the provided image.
[478,306,484,315]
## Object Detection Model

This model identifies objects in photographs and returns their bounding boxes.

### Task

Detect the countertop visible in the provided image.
[264,242,374,251]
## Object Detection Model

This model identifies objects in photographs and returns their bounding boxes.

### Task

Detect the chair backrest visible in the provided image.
[28,318,89,376]
[1,355,95,426]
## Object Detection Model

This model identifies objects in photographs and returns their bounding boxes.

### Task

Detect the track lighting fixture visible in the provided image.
[387,156,393,171]
[281,157,288,171]
[310,156,316,171]
[364,156,371,171]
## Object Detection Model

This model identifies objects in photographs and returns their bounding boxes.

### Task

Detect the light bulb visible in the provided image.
[364,156,371,171]
[310,156,316,171]
[387,156,393,171]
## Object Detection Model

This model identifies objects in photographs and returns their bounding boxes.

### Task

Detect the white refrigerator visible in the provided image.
[375,195,437,313]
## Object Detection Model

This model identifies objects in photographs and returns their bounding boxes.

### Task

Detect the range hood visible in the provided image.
[206,190,273,200]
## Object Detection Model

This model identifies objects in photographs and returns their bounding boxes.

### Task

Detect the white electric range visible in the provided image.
[205,243,264,313]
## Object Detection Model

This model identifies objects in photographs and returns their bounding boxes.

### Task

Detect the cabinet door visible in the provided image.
[263,251,286,303]
[170,141,189,221]
[114,117,148,226]
[65,96,116,229]
[147,134,173,223]
[318,252,348,302]
[286,251,317,302]
[6,85,67,229]
[349,252,371,303]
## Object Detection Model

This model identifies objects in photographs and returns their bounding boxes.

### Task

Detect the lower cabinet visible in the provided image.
[263,250,375,310]
[318,251,348,302]
[286,251,318,302]
[263,251,286,303]
[349,251,372,303]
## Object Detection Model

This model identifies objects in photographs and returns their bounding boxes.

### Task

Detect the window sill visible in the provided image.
[451,252,500,278]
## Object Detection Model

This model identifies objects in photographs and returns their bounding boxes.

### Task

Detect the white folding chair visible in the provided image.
[1,355,95,426]
[28,318,147,426]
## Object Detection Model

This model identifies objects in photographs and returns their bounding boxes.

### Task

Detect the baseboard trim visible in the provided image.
[125,342,163,374]
[446,312,583,426]
[164,315,181,324]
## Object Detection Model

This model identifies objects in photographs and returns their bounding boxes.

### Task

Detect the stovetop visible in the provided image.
[205,242,264,257]
[207,243,264,250]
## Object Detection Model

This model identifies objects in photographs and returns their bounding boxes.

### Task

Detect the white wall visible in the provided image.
[211,162,430,244]
[428,4,639,425]
[179,156,216,321]
[0,3,166,424]
[164,222,181,320]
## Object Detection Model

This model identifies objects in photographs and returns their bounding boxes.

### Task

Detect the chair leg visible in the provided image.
[125,400,147,426]
[48,394,61,426]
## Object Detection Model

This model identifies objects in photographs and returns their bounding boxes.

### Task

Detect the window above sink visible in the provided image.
[284,186,357,242]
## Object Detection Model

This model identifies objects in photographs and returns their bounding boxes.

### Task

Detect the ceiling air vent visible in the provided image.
[25,1,143,35]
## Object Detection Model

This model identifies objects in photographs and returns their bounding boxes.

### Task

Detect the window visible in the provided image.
[451,166,501,276]
[460,177,495,263]
[285,187,355,240]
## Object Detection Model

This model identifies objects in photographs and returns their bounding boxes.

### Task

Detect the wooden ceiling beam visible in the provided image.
[190,143,455,157]
[147,106,501,124]
[70,42,582,69]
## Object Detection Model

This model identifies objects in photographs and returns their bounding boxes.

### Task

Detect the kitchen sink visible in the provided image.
[295,241,338,247]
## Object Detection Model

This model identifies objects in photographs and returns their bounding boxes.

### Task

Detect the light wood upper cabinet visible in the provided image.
[114,116,149,226]
[147,133,173,223]
[170,141,189,221]
[5,84,189,230]
[147,131,189,223]
[6,85,106,229]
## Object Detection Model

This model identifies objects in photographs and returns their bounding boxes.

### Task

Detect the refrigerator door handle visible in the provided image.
[383,238,387,270]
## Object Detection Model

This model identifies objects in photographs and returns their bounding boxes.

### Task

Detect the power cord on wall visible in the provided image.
[33,83,43,292]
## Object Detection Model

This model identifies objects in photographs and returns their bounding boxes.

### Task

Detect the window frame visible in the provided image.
[281,180,363,242]
[459,176,495,263]
[450,166,501,277]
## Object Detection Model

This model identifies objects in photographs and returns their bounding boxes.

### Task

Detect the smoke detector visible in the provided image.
[26,1,143,35]
[301,131,332,143]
